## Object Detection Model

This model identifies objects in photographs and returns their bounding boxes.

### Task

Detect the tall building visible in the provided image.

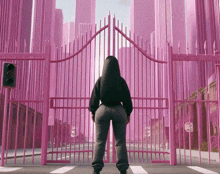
[185,0,220,94]
[69,22,75,43]
[130,0,155,43]
[31,0,55,53]
[74,0,96,38]
[63,22,70,51]
[151,0,186,123]
[31,0,56,126]
[62,22,75,52]
[0,0,33,52]
[74,0,96,140]
[54,9,63,50]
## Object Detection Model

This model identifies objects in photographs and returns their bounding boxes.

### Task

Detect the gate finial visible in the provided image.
[204,40,207,55]
[178,41,180,55]
[213,41,216,55]
[195,40,198,55]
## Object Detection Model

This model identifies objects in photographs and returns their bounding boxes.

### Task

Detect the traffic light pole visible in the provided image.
[1,88,11,166]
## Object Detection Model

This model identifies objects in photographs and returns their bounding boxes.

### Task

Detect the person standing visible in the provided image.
[89,56,133,174]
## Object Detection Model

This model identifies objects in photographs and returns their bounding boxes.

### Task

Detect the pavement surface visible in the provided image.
[1,145,220,173]
[1,163,220,174]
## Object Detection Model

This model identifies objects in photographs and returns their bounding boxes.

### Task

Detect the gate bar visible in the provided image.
[168,45,177,165]
[216,64,220,164]
[41,44,51,165]
[1,88,10,166]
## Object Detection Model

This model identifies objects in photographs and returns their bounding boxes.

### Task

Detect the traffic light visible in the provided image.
[2,63,16,88]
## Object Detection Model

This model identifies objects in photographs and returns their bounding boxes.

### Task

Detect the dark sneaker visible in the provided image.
[120,171,127,174]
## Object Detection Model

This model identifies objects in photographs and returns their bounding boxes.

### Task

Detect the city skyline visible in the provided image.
[56,0,131,29]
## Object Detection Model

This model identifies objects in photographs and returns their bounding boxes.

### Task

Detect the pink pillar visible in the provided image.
[168,45,177,165]
[196,91,202,164]
[41,44,51,165]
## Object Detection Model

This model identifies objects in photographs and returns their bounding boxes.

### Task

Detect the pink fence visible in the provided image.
[46,14,170,165]
[46,15,108,164]
[113,16,169,164]
[1,14,220,167]
[0,44,49,166]
[171,44,220,165]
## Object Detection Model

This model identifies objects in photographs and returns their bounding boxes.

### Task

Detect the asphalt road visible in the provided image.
[1,162,220,174]
[2,144,220,174]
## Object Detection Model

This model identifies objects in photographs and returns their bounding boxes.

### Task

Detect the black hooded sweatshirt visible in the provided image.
[89,56,133,117]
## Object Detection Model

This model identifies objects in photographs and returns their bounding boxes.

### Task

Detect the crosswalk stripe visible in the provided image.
[130,166,148,174]
[0,167,21,172]
[50,166,75,173]
[187,166,219,174]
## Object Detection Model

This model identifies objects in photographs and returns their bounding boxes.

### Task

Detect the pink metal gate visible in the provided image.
[45,14,172,165]
[171,44,220,165]
[2,14,220,167]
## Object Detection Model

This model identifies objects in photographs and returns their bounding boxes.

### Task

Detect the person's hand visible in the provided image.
[92,115,95,122]
[127,116,130,124]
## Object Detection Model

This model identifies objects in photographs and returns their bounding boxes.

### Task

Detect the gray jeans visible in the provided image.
[91,104,129,172]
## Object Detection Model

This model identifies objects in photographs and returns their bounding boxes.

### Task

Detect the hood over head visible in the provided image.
[100,56,122,103]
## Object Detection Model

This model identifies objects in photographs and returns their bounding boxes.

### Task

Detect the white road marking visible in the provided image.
[130,166,148,174]
[50,166,75,173]
[0,167,21,172]
[187,166,219,174]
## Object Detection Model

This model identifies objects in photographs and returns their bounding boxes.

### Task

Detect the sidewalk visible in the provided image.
[0,147,50,160]
[1,145,219,162]
[176,148,220,163]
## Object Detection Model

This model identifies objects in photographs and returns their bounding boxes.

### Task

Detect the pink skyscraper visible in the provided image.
[62,22,75,52]
[155,0,186,100]
[153,0,187,124]
[129,0,155,124]
[0,0,33,52]
[74,0,96,38]
[54,9,63,49]
[63,23,70,51]
[31,0,55,53]
[185,0,220,94]
[130,0,155,44]
[74,0,96,87]
[74,0,96,139]
[69,22,75,43]
[31,0,56,126]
